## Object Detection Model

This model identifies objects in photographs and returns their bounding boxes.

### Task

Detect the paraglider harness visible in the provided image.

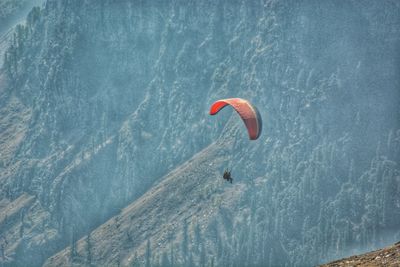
[223,169,233,183]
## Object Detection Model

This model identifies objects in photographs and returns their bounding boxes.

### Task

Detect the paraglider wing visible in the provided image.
[209,98,262,140]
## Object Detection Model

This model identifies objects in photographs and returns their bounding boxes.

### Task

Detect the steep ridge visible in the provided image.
[0,0,399,266]
[0,0,42,150]
[44,140,244,266]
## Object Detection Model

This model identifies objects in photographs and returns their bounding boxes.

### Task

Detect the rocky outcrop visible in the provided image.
[320,242,400,267]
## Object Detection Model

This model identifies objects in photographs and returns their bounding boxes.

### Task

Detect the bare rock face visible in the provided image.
[0,0,399,266]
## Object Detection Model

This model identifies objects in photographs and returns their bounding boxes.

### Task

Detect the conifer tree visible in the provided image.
[199,242,206,267]
[70,226,77,261]
[145,239,152,267]
[181,219,189,265]
[86,232,92,266]
[160,251,170,267]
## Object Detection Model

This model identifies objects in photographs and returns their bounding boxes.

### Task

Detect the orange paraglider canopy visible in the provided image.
[209,98,262,140]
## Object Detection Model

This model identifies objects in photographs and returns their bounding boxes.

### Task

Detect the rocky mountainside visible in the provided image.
[0,0,44,34]
[45,140,245,266]
[0,0,399,266]
[320,242,400,267]
[0,0,44,63]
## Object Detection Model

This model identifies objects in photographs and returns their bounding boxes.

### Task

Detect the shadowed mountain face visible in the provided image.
[0,0,399,266]
[0,0,45,64]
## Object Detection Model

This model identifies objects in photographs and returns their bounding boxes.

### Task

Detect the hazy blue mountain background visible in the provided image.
[0,0,399,266]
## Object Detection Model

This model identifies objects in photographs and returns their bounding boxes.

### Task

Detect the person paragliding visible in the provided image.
[209,98,262,182]
[223,169,233,183]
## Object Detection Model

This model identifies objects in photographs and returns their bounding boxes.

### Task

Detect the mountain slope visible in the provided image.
[0,0,399,266]
[45,137,290,267]
[44,140,241,266]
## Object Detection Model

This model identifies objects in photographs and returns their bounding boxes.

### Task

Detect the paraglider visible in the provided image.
[209,98,262,183]
[209,98,262,140]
